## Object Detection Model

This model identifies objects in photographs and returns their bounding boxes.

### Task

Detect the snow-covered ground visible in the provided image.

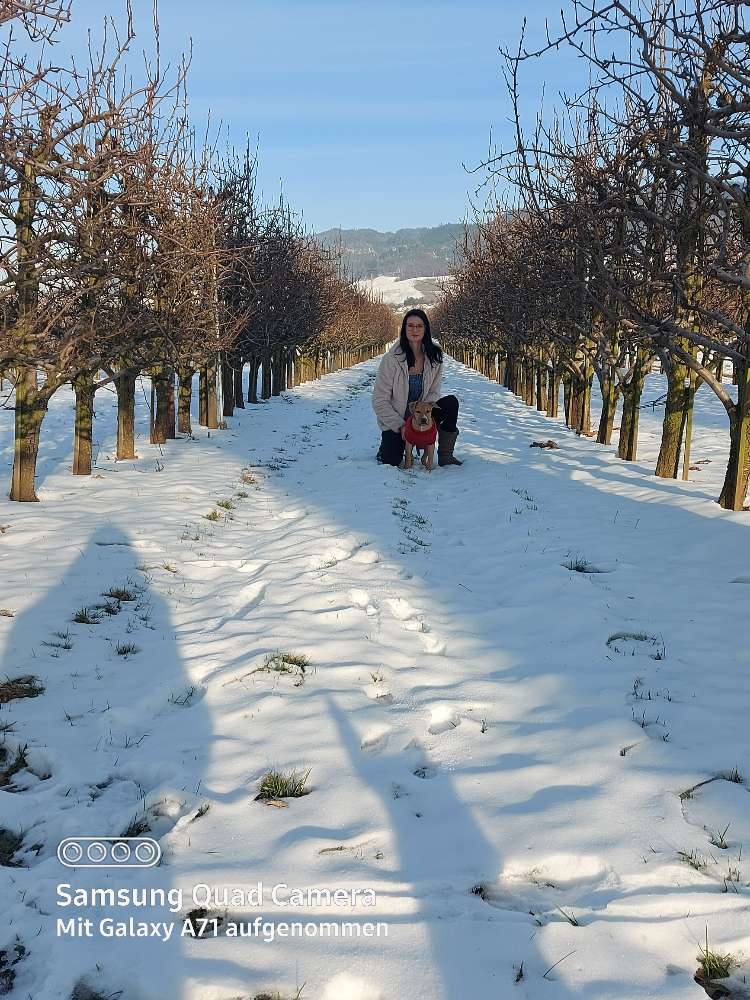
[1,358,749,1000]
[356,275,450,307]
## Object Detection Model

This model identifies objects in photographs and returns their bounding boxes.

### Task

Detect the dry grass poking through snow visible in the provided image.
[255,768,311,801]
[0,674,43,705]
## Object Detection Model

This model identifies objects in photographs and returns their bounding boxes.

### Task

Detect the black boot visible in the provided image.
[438,428,462,466]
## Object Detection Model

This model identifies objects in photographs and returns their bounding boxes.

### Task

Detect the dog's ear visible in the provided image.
[408,401,417,413]
[431,403,441,411]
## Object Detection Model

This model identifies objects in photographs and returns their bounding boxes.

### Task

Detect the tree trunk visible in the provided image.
[72,371,96,475]
[261,357,272,399]
[547,368,560,418]
[10,369,48,502]
[165,369,176,439]
[247,355,260,403]
[271,350,283,396]
[563,375,572,426]
[177,367,194,435]
[617,350,648,461]
[719,351,750,510]
[206,358,219,429]
[596,369,620,445]
[116,370,137,460]
[151,371,170,445]
[655,343,690,478]
[221,358,234,417]
[199,366,208,426]
[233,359,245,408]
[536,363,547,412]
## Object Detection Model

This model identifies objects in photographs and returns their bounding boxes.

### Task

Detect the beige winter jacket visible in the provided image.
[372,341,443,433]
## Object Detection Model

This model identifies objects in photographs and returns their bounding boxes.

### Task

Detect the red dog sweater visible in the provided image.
[403,415,437,448]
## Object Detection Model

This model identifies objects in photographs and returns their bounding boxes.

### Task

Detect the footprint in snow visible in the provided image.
[420,633,447,655]
[349,588,371,608]
[360,726,391,754]
[233,580,267,614]
[474,853,617,917]
[386,597,425,632]
[351,548,380,565]
[277,508,307,521]
[427,705,461,735]
[310,546,352,570]
[236,559,269,577]
[363,681,394,705]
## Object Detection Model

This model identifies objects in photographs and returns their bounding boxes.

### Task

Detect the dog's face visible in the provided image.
[409,400,438,432]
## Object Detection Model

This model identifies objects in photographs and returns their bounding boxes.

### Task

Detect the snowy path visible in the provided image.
[1,359,749,1000]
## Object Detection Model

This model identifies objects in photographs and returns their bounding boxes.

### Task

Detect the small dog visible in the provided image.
[403,401,439,471]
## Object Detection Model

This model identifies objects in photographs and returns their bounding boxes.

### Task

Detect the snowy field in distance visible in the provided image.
[356,275,451,307]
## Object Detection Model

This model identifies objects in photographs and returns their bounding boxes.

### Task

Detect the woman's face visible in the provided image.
[405,315,426,348]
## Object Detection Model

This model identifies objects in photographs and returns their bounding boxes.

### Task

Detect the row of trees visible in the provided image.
[1,0,394,501]
[434,0,750,510]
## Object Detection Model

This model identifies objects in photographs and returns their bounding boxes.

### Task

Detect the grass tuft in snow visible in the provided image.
[71,606,103,625]
[0,675,44,705]
[0,828,24,867]
[255,768,311,801]
[92,599,121,616]
[41,629,74,650]
[121,814,150,838]
[556,905,580,927]
[678,848,708,872]
[511,487,535,502]
[115,641,140,658]
[253,651,309,686]
[102,584,139,602]
[607,631,665,659]
[205,510,220,522]
[216,499,235,511]
[719,766,743,785]
[190,802,210,822]
[70,980,123,1000]
[707,823,731,850]
[695,928,735,989]
[0,939,27,993]
[0,608,14,618]
[563,555,603,573]
[0,744,28,788]
[167,685,198,707]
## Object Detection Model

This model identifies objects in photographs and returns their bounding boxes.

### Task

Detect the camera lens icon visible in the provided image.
[57,837,161,868]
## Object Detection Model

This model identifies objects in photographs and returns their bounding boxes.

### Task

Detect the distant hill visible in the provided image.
[316,224,471,280]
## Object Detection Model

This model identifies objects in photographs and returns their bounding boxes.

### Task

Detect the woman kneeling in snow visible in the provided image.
[371,308,462,468]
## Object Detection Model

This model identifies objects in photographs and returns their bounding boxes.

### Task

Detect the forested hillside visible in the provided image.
[317,224,471,279]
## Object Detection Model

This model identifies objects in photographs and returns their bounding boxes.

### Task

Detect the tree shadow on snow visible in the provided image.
[0,525,261,1000]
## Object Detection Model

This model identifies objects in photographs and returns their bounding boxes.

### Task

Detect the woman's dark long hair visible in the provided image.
[398,308,443,368]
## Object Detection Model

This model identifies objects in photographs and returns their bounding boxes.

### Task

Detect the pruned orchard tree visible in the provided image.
[1,1,395,502]
[435,0,750,510]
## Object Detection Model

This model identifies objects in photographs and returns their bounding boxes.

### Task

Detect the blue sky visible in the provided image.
[36,1,584,232]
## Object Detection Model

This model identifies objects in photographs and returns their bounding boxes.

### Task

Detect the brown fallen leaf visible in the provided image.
[262,799,288,809]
